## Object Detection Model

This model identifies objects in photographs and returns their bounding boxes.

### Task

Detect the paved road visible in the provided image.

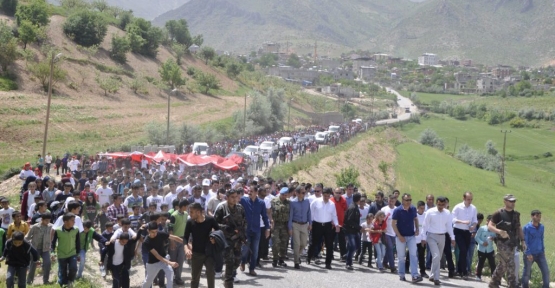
[196,249,489,288]
[376,88,418,125]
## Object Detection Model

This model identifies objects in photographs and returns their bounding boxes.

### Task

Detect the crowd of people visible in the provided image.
[0,158,550,288]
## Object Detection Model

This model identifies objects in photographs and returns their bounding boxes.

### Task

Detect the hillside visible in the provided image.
[155,0,555,66]
[153,0,416,53]
[103,0,190,20]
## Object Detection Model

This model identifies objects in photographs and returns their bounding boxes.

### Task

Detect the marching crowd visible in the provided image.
[0,155,550,288]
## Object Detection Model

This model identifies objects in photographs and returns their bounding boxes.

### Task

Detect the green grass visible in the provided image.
[0,76,18,91]
[474,96,555,113]
[401,114,555,159]
[398,91,477,105]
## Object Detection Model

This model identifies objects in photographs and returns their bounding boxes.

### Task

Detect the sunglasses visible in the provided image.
[404,199,412,202]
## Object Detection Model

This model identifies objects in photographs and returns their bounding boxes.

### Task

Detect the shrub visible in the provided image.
[30,55,67,91]
[0,76,18,91]
[335,167,361,188]
[63,10,107,47]
[110,34,130,64]
[419,128,444,150]
[1,0,18,16]
[95,74,121,95]
[15,0,49,27]
[509,117,526,128]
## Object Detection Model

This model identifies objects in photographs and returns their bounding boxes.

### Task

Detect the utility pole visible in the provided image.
[167,88,177,145]
[42,52,62,159]
[453,137,458,156]
[243,93,247,136]
[288,98,293,130]
[500,130,511,186]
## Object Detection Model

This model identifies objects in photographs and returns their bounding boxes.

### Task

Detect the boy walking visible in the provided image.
[25,212,54,285]
[475,215,496,281]
[142,221,183,288]
[51,212,81,287]
[522,210,549,288]
[77,220,107,279]
[106,232,134,288]
[1,231,40,288]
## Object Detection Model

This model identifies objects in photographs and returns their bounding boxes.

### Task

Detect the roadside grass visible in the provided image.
[398,91,477,104]
[400,114,555,159]
[474,95,555,113]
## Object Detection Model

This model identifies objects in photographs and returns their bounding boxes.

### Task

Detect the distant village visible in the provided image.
[238,41,555,98]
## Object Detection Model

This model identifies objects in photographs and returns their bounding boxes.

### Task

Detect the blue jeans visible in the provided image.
[241,230,261,271]
[77,249,87,278]
[374,243,386,269]
[345,233,358,266]
[522,253,550,288]
[58,255,78,285]
[28,249,51,284]
[384,235,396,270]
[396,236,419,278]
[467,238,476,272]
[7,266,28,288]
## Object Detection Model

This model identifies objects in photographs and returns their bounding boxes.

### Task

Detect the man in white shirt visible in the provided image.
[201,179,215,204]
[164,180,180,207]
[146,187,164,212]
[307,184,323,204]
[451,192,478,278]
[422,197,455,285]
[141,158,148,170]
[95,178,114,206]
[19,163,34,184]
[308,187,339,270]
[45,153,53,174]
[381,194,398,273]
[68,157,80,172]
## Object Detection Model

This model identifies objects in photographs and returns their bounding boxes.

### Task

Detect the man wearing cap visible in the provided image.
[488,194,525,288]
[270,187,291,268]
[288,185,311,269]
[202,179,216,204]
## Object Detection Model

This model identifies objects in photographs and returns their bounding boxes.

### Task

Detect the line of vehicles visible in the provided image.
[190,123,361,158]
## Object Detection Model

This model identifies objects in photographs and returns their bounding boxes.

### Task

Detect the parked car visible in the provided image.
[192,142,209,155]
[315,132,329,144]
[328,125,340,133]
[305,134,315,142]
[259,141,277,154]
[277,137,293,147]
[296,136,309,144]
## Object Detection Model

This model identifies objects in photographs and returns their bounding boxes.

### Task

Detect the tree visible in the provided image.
[335,167,360,188]
[126,18,162,57]
[129,74,147,94]
[95,74,121,95]
[200,46,215,65]
[341,103,356,121]
[91,0,109,12]
[15,0,50,27]
[0,22,18,74]
[110,34,130,64]
[18,20,37,50]
[30,55,67,91]
[226,62,242,78]
[286,53,301,68]
[165,19,192,47]
[126,25,145,53]
[196,71,220,94]
[192,34,203,47]
[59,0,89,11]
[419,128,444,150]
[158,58,185,89]
[0,0,18,16]
[258,53,277,67]
[118,10,133,30]
[171,43,186,66]
[63,10,107,47]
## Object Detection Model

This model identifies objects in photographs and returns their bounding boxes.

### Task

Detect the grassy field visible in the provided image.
[397,113,555,258]
[398,91,477,105]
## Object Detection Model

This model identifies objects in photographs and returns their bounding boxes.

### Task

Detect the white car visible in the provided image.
[243,145,260,156]
[259,141,277,154]
[192,142,209,155]
[277,137,293,147]
[328,125,340,133]
[315,132,328,144]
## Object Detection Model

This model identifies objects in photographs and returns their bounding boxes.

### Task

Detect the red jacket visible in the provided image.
[21,190,43,221]
[330,196,347,226]
[370,220,387,244]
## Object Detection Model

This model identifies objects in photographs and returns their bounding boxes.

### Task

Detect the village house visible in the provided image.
[267,65,321,84]
[418,53,438,66]
[492,65,512,79]
[188,44,199,54]
[359,66,376,81]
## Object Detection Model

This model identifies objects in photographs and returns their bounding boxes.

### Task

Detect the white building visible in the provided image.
[418,53,438,66]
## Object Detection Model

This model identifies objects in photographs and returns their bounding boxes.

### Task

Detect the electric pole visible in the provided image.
[500,130,511,186]
[453,137,458,156]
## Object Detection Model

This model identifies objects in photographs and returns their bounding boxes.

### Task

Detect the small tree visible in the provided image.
[196,71,220,94]
[378,161,389,182]
[95,74,121,95]
[341,103,356,121]
[110,34,130,64]
[226,62,242,78]
[18,20,37,50]
[63,10,108,47]
[77,44,99,59]
[192,34,203,47]
[129,74,147,94]
[335,167,360,188]
[419,128,444,150]
[171,43,186,66]
[200,46,215,65]
[158,58,185,89]
[286,53,302,68]
[1,0,18,16]
[118,10,133,30]
[30,56,67,91]
[15,0,50,26]
[91,0,109,12]
[0,22,18,74]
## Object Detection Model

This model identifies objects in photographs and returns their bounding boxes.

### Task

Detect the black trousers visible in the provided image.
[258,227,270,262]
[334,228,347,258]
[111,264,129,288]
[405,242,427,273]
[454,228,471,274]
[443,233,455,273]
[476,250,496,278]
[357,241,373,264]
[310,222,334,266]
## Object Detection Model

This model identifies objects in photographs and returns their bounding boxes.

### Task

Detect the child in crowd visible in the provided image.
[475,215,496,281]
[77,220,107,279]
[129,205,143,232]
[98,203,110,232]
[7,211,29,239]
[358,213,374,267]
[161,203,169,213]
[370,210,387,271]
[51,212,80,287]
[106,232,134,288]
[0,197,15,232]
[53,200,84,233]
[26,212,54,285]
[30,201,48,225]
[1,231,40,288]
[99,221,115,277]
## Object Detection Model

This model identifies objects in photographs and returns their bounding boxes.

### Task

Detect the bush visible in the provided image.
[30,55,67,91]
[95,74,121,95]
[15,0,49,27]
[1,0,18,16]
[335,167,361,188]
[63,10,108,47]
[196,71,220,93]
[456,142,501,172]
[419,128,444,150]
[125,18,162,57]
[509,117,526,128]
[0,76,18,91]
[110,34,130,64]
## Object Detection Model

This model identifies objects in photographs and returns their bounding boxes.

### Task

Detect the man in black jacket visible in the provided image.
[344,193,362,270]
[1,231,40,288]
[106,232,135,288]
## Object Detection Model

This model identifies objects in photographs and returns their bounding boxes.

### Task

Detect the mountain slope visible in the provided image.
[153,0,416,52]
[154,0,555,66]
[103,0,190,20]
